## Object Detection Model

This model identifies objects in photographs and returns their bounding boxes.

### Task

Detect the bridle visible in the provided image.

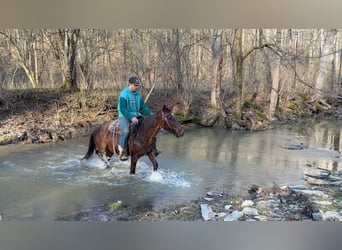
[162,111,177,135]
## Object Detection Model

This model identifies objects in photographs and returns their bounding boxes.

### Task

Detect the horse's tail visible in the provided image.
[83,132,95,160]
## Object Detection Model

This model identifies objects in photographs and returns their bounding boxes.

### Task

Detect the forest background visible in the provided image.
[1,29,342,144]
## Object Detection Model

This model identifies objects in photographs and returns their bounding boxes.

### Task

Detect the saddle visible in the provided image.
[108,117,142,137]
[107,118,141,155]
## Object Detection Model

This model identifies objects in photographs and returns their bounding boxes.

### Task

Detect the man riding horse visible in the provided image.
[117,76,159,160]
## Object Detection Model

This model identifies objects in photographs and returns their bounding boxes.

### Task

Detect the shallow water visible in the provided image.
[0,118,341,220]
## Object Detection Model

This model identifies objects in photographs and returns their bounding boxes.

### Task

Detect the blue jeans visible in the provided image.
[119,117,130,149]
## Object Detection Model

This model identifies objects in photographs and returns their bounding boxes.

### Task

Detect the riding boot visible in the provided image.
[118,145,128,161]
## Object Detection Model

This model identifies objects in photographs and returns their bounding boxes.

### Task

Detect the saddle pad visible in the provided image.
[108,119,120,135]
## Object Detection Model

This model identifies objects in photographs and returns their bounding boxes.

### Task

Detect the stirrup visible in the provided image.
[119,154,128,161]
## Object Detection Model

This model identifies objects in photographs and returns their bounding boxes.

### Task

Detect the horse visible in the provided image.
[82,104,184,174]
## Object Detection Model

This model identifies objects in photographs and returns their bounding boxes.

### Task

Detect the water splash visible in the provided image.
[149,171,164,182]
[80,157,107,169]
[144,166,192,188]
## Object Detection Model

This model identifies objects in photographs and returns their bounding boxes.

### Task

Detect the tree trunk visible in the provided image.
[234,29,243,119]
[58,29,80,91]
[211,29,223,109]
[315,29,337,99]
[123,29,127,82]
[69,29,80,91]
[173,29,183,91]
[269,29,282,118]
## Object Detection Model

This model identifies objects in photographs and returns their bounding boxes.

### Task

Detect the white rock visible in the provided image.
[242,207,259,216]
[224,205,232,210]
[241,200,254,208]
[204,197,214,201]
[200,204,214,221]
[206,191,214,196]
[224,210,244,221]
[315,200,332,206]
[338,201,342,208]
[254,215,269,221]
[215,212,227,218]
[323,211,342,221]
[292,189,327,197]
[245,218,257,222]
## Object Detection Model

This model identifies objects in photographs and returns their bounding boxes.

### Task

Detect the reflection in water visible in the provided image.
[284,119,342,172]
[0,118,342,220]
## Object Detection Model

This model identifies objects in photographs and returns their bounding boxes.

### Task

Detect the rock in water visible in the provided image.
[200,204,214,221]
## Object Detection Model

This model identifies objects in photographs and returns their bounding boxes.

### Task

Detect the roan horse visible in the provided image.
[82,104,184,174]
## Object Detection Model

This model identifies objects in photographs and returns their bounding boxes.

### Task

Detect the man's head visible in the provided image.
[128,77,141,86]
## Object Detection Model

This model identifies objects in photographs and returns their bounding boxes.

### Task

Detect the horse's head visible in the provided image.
[161,104,184,137]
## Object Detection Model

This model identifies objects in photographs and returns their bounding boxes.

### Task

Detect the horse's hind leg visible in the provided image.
[97,151,111,168]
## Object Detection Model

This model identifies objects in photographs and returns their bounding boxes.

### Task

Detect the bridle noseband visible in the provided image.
[162,111,177,134]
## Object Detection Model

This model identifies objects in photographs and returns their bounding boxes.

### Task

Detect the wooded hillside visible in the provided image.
[1,29,342,125]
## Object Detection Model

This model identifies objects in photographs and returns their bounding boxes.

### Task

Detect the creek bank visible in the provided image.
[60,150,342,222]
[2,89,342,145]
[59,183,342,221]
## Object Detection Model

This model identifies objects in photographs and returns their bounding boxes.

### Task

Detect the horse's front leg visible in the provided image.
[147,152,158,171]
[130,154,138,174]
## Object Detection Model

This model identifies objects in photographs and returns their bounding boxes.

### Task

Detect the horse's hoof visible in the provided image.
[154,150,162,156]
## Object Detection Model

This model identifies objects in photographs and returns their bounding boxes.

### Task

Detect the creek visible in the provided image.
[0,118,341,220]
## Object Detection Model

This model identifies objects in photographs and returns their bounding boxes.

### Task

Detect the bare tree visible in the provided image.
[0,29,41,88]
[232,29,244,119]
[211,29,223,109]
[269,29,282,117]
[314,29,337,99]
[43,29,81,91]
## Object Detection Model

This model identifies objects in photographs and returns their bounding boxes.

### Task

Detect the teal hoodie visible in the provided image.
[117,86,152,119]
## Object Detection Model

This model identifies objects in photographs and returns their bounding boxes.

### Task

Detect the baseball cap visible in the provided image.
[128,77,141,86]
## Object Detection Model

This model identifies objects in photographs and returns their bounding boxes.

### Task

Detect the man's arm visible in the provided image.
[119,97,135,119]
[139,98,152,115]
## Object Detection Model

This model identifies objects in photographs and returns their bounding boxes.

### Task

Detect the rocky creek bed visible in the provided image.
[58,182,342,221]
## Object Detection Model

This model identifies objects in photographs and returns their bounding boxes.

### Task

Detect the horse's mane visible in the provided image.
[136,109,162,133]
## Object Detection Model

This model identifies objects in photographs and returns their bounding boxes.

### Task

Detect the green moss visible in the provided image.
[256,110,267,121]
[297,93,309,102]
[107,200,123,211]
[175,112,201,124]
[287,101,299,111]
[242,101,263,111]
[331,190,342,200]
[236,119,249,128]
[0,136,11,144]
[314,103,323,112]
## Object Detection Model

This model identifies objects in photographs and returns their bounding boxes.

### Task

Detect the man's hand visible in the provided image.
[131,117,139,124]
